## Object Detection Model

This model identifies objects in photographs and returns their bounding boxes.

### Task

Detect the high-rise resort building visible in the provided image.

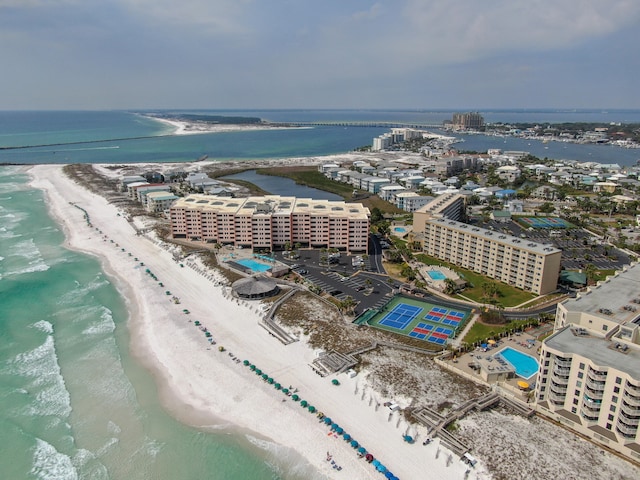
[451,112,485,130]
[170,194,370,252]
[412,194,561,295]
[536,263,640,462]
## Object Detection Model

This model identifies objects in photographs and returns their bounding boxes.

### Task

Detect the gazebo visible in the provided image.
[231,275,279,300]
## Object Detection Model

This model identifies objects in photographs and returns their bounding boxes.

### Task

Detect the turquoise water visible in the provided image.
[498,347,540,379]
[0,167,314,479]
[393,227,407,233]
[426,270,446,281]
[235,259,272,273]
[2,110,640,165]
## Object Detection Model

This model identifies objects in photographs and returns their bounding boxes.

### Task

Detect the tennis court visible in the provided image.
[368,295,470,347]
[518,217,574,229]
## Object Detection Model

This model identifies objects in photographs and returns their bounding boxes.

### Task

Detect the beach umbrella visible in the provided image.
[342,433,351,441]
[308,406,316,413]
[300,400,308,407]
[365,454,374,463]
[385,472,394,479]
[267,378,274,384]
[377,464,387,473]
[250,365,256,371]
[323,417,332,425]
[243,360,249,366]
[330,423,339,430]
[275,383,282,390]
[350,440,359,448]
[205,332,211,337]
[335,427,344,435]
[255,369,262,375]
[291,394,299,401]
[372,460,380,468]
[331,379,340,386]
[282,388,289,394]
[403,435,413,443]
[261,373,268,380]
[358,447,366,454]
[480,343,488,348]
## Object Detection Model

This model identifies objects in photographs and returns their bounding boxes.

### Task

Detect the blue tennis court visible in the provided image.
[379,303,423,330]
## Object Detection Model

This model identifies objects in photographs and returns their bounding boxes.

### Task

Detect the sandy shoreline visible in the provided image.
[29,164,482,480]
[146,115,307,136]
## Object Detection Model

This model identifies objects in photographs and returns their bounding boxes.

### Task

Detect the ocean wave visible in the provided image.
[32,320,54,334]
[30,437,79,480]
[57,275,110,306]
[10,336,72,418]
[2,238,50,277]
[245,434,325,480]
[81,306,116,336]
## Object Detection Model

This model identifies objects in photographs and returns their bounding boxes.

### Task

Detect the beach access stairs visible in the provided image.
[260,288,299,345]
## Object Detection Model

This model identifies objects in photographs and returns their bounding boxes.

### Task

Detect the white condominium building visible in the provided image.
[536,264,640,462]
[170,194,370,252]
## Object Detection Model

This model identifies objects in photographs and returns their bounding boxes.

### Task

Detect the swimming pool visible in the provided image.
[394,227,408,233]
[234,258,272,273]
[426,270,447,281]
[498,347,539,379]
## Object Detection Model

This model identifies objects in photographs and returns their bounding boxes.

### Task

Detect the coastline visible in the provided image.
[28,164,478,480]
[145,115,308,136]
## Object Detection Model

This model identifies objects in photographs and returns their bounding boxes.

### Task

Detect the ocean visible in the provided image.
[2,109,640,166]
[1,109,640,479]
[0,167,315,480]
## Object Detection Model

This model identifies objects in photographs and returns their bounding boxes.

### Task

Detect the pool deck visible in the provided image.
[439,331,541,400]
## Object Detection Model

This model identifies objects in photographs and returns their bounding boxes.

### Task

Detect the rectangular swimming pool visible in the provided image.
[235,258,272,273]
[498,347,539,379]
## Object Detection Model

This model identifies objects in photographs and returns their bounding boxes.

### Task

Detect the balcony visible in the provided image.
[554,358,572,368]
[548,391,567,405]
[549,383,568,395]
[553,365,571,377]
[587,369,608,382]
[584,386,604,399]
[616,423,639,438]
[585,378,606,391]
[626,382,640,394]
[619,411,640,427]
[621,401,640,417]
[583,393,603,405]
[580,410,600,422]
[623,392,640,407]
[551,373,569,386]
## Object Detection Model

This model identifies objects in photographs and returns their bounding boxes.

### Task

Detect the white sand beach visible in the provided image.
[30,164,482,480]
[149,116,304,135]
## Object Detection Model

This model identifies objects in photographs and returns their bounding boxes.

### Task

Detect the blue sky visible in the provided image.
[2,0,639,110]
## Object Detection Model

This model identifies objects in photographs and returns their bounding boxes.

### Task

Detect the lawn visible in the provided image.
[463,318,537,345]
[414,253,537,307]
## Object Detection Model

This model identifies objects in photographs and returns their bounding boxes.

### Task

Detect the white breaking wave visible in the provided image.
[81,306,116,336]
[30,438,79,480]
[57,275,109,307]
[245,434,325,480]
[2,238,50,277]
[11,336,72,418]
[33,320,54,334]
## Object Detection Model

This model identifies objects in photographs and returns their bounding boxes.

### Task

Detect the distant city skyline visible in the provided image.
[2,1,640,110]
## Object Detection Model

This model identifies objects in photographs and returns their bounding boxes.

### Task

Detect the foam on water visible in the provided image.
[1,237,50,278]
[33,320,54,334]
[245,434,324,480]
[30,437,79,480]
[10,336,72,418]
[81,306,116,336]
[57,274,110,307]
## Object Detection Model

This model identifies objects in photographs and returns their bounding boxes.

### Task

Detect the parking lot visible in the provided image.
[474,218,631,271]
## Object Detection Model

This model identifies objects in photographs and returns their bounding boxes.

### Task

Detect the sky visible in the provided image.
[2,0,640,110]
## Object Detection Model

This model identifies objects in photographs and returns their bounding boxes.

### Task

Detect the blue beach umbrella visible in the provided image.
[350,440,359,448]
[342,433,351,441]
[323,417,332,425]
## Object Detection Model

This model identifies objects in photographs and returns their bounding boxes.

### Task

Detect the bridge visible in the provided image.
[269,121,444,129]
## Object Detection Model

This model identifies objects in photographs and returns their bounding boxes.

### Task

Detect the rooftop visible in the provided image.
[545,326,640,379]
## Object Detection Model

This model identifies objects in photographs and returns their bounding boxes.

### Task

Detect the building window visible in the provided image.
[608,414,614,421]
[612,396,618,403]
[577,372,584,379]
[579,363,585,369]
[575,390,580,396]
[606,423,612,430]
[610,405,616,412]
[573,398,579,405]
[577,381,582,388]
[614,387,620,394]
[615,377,622,385]
[603,325,608,332]
[571,407,577,414]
